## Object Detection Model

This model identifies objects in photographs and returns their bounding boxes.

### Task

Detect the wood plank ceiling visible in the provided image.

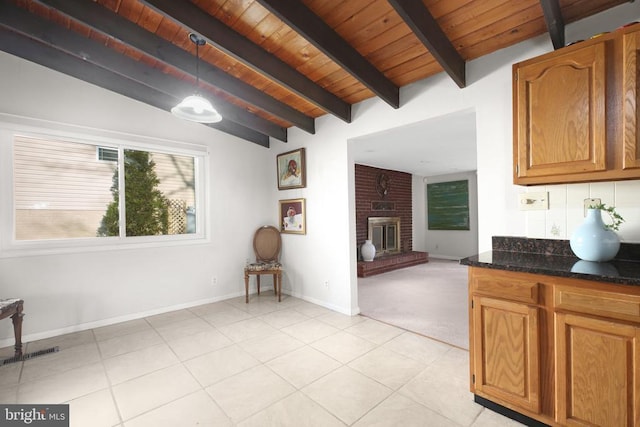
[0,0,632,146]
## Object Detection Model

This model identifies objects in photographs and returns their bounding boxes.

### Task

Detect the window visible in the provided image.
[97,146,118,162]
[10,133,206,249]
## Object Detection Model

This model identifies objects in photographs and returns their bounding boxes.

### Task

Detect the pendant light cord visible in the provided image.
[195,41,200,89]
[189,33,205,92]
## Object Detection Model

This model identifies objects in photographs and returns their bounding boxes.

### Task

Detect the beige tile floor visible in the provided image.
[0,292,524,426]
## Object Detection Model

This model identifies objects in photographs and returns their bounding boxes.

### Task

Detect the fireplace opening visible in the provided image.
[368,217,401,256]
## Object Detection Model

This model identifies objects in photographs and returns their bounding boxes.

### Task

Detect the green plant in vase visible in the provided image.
[592,202,624,232]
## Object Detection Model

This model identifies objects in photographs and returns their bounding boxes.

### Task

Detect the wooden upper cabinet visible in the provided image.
[623,30,640,170]
[513,25,640,185]
[514,41,608,184]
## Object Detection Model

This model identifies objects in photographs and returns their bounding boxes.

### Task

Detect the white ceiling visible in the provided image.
[351,109,478,177]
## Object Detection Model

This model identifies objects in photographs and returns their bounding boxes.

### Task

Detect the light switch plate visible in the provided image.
[584,198,601,216]
[518,192,548,210]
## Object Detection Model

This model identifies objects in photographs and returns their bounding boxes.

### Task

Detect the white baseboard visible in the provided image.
[429,255,463,261]
[0,287,361,348]
[0,293,242,349]
[285,290,360,316]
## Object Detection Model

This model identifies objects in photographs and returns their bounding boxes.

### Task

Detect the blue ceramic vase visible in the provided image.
[569,209,620,262]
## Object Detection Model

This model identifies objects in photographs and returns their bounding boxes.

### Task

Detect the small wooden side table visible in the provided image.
[0,299,24,356]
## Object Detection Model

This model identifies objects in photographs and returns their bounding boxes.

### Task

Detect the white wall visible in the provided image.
[423,172,479,259]
[1,2,639,345]
[0,51,278,346]
[412,175,427,253]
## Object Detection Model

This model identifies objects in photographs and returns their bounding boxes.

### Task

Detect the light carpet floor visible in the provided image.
[358,258,469,350]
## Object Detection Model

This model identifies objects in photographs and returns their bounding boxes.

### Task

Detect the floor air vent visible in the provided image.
[2,346,59,365]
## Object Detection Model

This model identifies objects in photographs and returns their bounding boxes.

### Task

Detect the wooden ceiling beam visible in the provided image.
[256,0,399,108]
[0,28,269,146]
[539,0,565,50]
[0,1,284,143]
[33,0,315,134]
[140,0,352,123]
[387,0,466,88]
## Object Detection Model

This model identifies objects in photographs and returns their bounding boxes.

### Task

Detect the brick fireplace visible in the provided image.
[355,164,428,277]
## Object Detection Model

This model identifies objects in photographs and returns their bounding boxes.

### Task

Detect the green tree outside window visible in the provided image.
[98,150,169,237]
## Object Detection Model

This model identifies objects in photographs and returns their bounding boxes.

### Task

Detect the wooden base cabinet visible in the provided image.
[469,267,546,421]
[471,296,541,414]
[554,284,640,426]
[555,312,640,426]
[469,266,640,426]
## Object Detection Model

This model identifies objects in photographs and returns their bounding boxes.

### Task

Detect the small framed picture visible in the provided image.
[279,198,306,234]
[277,148,306,190]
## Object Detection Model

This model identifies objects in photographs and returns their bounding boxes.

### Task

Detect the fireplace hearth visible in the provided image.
[357,251,428,277]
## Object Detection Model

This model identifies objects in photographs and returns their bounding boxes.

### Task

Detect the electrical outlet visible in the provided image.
[584,198,601,216]
[323,280,329,289]
[211,276,218,286]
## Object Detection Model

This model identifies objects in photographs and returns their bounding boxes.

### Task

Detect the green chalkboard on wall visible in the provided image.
[427,180,470,230]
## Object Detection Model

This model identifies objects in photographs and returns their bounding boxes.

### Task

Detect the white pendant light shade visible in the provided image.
[171,94,222,123]
[172,33,222,124]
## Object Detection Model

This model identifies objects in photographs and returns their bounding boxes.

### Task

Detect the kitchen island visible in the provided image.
[460,237,640,427]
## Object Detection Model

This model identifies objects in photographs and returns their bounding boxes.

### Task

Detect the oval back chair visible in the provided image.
[244,226,282,303]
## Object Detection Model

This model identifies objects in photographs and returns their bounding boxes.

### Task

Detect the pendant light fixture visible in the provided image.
[171,33,222,123]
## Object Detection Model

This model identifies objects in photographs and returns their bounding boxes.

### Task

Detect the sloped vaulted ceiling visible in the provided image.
[0,0,632,146]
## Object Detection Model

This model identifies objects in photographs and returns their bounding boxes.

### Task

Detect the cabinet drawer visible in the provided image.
[554,286,640,323]
[471,270,540,304]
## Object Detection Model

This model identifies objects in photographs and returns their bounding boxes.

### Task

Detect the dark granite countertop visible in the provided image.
[460,236,640,286]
